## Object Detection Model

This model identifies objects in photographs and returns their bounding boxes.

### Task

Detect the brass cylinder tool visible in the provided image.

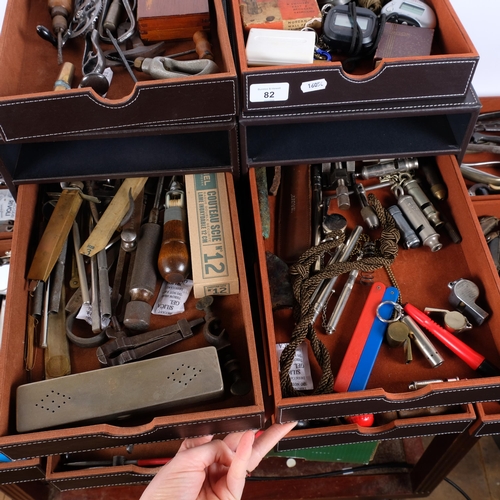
[48,0,72,64]
[196,296,251,397]
[401,314,444,368]
[158,177,190,284]
[124,178,165,331]
[419,158,448,201]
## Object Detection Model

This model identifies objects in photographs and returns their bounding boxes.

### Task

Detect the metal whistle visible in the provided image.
[448,278,489,326]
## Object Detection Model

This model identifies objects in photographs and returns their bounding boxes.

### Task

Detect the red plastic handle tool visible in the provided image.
[135,458,172,467]
[403,303,500,377]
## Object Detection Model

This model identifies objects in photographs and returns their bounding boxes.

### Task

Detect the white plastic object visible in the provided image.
[245,28,316,66]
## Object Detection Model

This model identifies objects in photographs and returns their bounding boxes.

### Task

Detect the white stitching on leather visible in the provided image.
[0,413,265,460]
[244,60,477,109]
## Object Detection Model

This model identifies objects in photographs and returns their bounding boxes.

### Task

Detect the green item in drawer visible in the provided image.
[267,441,379,464]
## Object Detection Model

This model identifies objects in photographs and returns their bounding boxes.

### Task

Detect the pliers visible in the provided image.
[96,317,204,366]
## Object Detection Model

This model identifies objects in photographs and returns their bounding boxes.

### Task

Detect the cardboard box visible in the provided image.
[239,0,320,31]
[185,172,239,297]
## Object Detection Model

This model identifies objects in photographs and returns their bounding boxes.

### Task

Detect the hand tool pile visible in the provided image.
[37,0,219,96]
[21,176,248,430]
[459,110,500,277]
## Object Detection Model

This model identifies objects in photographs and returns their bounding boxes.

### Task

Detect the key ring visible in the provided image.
[376,301,403,323]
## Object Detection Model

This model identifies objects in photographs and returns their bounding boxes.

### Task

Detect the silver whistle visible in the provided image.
[395,190,442,252]
[448,278,489,326]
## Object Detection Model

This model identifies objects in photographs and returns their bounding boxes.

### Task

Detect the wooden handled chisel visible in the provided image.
[79,177,148,257]
[27,183,85,286]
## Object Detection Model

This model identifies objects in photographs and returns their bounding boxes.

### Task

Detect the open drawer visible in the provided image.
[276,404,475,451]
[250,154,500,437]
[0,0,239,189]
[0,173,264,460]
[45,441,182,492]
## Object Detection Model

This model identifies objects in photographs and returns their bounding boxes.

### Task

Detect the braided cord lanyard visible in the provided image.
[279,194,400,397]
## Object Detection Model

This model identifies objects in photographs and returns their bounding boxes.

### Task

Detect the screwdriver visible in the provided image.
[157,177,190,284]
[48,0,72,65]
[123,177,164,331]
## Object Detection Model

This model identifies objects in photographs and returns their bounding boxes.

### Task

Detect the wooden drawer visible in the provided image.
[0,173,265,460]
[250,154,500,443]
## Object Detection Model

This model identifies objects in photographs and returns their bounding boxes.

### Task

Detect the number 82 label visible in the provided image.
[249,83,290,103]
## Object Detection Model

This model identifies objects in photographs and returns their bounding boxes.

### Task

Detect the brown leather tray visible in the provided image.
[0,458,45,485]
[44,402,474,489]
[0,0,237,143]
[276,404,475,451]
[45,441,181,491]
[473,402,500,437]
[0,174,265,461]
[230,0,478,115]
[237,87,481,174]
[250,155,500,426]
[462,96,500,439]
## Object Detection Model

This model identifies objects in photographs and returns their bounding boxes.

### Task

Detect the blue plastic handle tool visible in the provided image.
[348,287,400,392]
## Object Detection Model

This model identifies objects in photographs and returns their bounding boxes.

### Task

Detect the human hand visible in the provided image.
[140,421,297,500]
